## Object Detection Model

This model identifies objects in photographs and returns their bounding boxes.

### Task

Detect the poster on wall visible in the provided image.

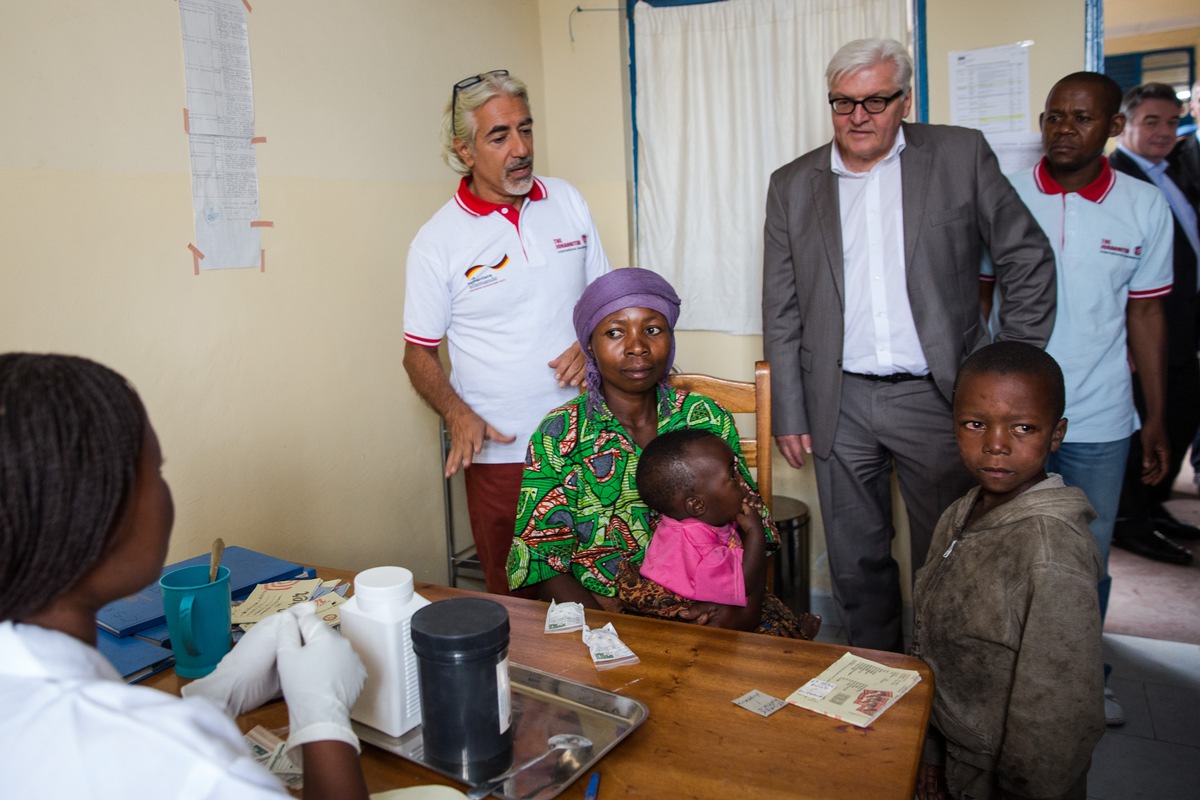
[179,0,262,270]
[949,42,1032,135]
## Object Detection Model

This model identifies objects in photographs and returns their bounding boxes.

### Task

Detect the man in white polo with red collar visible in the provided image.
[985,71,1172,726]
[403,70,610,596]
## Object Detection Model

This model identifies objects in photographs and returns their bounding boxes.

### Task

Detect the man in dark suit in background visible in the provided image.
[762,38,1057,652]
[1170,79,1200,490]
[1110,83,1200,564]
[1170,80,1200,204]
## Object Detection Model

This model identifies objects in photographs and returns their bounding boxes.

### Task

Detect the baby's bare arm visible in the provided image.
[737,501,767,600]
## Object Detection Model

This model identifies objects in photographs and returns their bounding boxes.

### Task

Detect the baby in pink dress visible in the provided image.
[637,429,766,607]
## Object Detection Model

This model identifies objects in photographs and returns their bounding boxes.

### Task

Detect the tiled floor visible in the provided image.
[1086,461,1200,798]
[1089,634,1200,800]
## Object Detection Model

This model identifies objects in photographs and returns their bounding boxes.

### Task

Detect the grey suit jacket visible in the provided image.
[762,123,1057,458]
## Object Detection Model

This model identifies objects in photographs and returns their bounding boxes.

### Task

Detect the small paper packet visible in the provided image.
[733,690,787,717]
[581,622,640,670]
[544,599,586,634]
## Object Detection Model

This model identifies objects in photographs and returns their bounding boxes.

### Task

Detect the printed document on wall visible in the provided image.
[949,43,1031,135]
[179,0,261,269]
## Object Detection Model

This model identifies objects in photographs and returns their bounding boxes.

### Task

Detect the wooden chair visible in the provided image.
[668,360,773,509]
[667,360,817,615]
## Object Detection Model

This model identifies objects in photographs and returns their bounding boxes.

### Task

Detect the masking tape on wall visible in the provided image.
[188,243,204,276]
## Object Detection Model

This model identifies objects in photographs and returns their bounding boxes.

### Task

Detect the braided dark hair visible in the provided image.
[0,353,146,620]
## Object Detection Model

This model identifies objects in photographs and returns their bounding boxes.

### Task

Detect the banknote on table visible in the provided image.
[232,578,324,625]
[786,652,922,728]
[233,578,348,632]
[245,725,303,789]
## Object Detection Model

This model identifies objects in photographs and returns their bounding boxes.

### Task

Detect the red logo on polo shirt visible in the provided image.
[1098,239,1141,259]
[551,233,588,254]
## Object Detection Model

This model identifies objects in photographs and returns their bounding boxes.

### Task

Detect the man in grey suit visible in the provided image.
[762,38,1057,651]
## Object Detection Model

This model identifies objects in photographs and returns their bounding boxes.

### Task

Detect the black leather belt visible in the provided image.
[843,371,932,384]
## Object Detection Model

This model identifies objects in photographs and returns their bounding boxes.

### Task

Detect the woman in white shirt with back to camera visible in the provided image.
[0,352,370,800]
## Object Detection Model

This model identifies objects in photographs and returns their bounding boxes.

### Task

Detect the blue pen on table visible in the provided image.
[584,772,600,799]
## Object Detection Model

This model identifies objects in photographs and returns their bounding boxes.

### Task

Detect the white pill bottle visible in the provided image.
[339,566,431,737]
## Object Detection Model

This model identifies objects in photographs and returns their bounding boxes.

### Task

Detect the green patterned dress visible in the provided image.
[507,386,774,596]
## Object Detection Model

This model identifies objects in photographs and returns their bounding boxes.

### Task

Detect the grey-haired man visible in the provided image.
[403,71,610,595]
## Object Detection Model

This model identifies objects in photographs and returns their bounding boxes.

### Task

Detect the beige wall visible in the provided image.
[0,0,1089,595]
[537,0,633,265]
[1106,0,1199,33]
[925,0,1086,127]
[0,0,553,581]
[1107,27,1200,72]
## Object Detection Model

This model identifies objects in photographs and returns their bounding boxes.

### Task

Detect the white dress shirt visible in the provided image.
[832,129,930,375]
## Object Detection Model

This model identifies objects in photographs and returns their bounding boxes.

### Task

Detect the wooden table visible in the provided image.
[148,575,932,799]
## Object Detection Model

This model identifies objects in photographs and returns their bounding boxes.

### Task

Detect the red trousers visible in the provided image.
[464,462,538,598]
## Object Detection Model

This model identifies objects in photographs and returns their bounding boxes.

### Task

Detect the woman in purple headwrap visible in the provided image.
[505,269,778,627]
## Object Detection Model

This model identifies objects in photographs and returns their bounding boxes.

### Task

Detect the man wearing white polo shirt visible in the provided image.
[403,71,610,595]
[985,72,1173,726]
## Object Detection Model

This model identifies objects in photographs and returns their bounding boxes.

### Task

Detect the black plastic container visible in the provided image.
[411,597,513,781]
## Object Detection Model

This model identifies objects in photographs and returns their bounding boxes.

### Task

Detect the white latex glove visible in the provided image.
[277,602,367,754]
[181,609,294,716]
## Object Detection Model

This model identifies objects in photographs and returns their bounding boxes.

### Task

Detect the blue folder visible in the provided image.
[96,629,175,684]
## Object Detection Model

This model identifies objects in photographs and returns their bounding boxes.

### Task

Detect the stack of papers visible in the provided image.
[232,578,348,631]
[786,652,922,728]
[246,726,302,790]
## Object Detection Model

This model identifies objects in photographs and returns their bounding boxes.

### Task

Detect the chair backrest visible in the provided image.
[667,360,772,509]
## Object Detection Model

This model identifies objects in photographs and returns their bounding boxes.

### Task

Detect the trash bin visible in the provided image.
[771,495,811,615]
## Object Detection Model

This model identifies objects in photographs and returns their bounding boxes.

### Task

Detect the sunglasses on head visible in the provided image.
[451,70,510,137]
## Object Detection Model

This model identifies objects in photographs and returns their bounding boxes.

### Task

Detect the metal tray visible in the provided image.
[354,662,648,800]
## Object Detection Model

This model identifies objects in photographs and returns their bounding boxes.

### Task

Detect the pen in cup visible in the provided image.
[584,772,600,799]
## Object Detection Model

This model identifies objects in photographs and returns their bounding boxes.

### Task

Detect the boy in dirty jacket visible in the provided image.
[913,342,1104,800]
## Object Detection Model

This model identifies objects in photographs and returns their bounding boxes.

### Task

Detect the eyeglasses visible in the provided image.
[451,70,509,137]
[828,89,906,115]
